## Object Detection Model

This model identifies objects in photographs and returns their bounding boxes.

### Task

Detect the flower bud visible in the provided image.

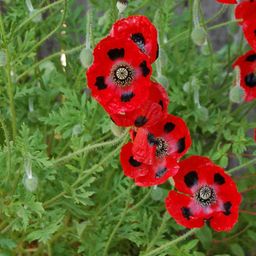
[0,51,7,67]
[79,48,93,69]
[191,27,207,46]
[110,121,124,137]
[157,74,169,89]
[151,186,164,201]
[198,106,209,122]
[229,85,245,103]
[30,9,42,23]
[116,0,128,14]
[72,124,83,136]
[23,175,38,192]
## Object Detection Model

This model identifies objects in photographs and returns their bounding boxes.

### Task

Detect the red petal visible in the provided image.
[86,36,152,115]
[110,15,158,63]
[110,81,169,128]
[135,156,179,187]
[120,142,149,179]
[173,156,214,195]
[165,191,205,229]
[242,18,256,52]
[216,0,237,4]
[235,1,256,24]
[210,208,239,232]
[233,50,256,101]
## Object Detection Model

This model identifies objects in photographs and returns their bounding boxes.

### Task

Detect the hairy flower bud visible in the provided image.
[80,48,93,69]
[191,27,207,46]
[116,0,128,14]
[229,85,245,103]
[0,51,7,67]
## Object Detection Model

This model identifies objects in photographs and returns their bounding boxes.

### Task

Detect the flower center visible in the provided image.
[155,138,168,158]
[111,63,134,87]
[195,185,216,207]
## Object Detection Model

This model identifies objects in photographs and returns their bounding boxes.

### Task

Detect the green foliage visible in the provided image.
[0,0,255,255]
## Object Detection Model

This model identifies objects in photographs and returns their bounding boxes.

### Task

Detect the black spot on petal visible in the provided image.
[246,54,256,62]
[95,76,107,90]
[184,171,198,188]
[155,167,167,178]
[134,116,148,127]
[214,173,225,185]
[147,133,156,145]
[181,207,192,220]
[177,137,186,153]
[131,33,145,52]
[129,156,141,167]
[164,122,175,133]
[245,73,256,88]
[140,61,150,77]
[156,43,159,60]
[121,92,135,102]
[107,48,125,61]
[223,201,232,216]
[158,100,164,110]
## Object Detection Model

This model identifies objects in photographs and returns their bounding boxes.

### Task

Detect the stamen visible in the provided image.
[111,63,134,87]
[155,138,168,158]
[195,185,216,207]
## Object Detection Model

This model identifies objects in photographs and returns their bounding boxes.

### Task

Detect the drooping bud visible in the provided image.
[116,0,128,14]
[151,186,164,201]
[23,175,38,192]
[229,85,245,103]
[79,48,93,69]
[25,0,42,23]
[191,27,207,46]
[110,121,125,137]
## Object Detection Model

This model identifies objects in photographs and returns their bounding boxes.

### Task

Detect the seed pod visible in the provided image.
[79,48,93,69]
[191,27,207,46]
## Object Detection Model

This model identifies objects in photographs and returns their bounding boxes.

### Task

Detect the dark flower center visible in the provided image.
[195,185,216,207]
[155,137,168,158]
[111,63,134,87]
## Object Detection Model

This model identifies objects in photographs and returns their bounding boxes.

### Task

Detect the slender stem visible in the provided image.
[12,0,65,35]
[0,15,17,139]
[142,229,198,256]
[103,199,130,256]
[51,131,127,166]
[16,44,84,81]
[228,158,256,174]
[18,0,67,65]
[240,210,256,216]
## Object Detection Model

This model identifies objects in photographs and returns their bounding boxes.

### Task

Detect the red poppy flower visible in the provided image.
[120,142,179,187]
[165,156,242,232]
[233,50,256,101]
[86,36,152,115]
[216,0,237,4]
[235,1,256,51]
[131,114,192,165]
[110,15,158,63]
[110,81,169,128]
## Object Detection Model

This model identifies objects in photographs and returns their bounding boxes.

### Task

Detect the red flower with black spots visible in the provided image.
[235,1,256,51]
[165,156,242,232]
[216,0,237,4]
[119,114,191,187]
[110,15,159,63]
[111,81,169,128]
[233,50,256,101]
[86,36,152,115]
[131,114,192,165]
[120,142,179,187]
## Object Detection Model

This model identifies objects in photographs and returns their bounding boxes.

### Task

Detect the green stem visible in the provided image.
[12,0,65,35]
[0,114,11,182]
[16,44,84,81]
[142,229,198,256]
[103,199,130,256]
[0,15,17,139]
[18,0,67,65]
[228,158,256,174]
[51,131,127,166]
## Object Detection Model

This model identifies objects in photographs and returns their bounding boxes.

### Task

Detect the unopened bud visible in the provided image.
[23,175,38,192]
[79,48,93,69]
[191,27,207,46]
[229,85,245,103]
[110,121,124,137]
[116,0,128,14]
[0,51,7,67]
